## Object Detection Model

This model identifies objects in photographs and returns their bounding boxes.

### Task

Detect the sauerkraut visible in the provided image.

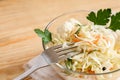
[46,18,120,79]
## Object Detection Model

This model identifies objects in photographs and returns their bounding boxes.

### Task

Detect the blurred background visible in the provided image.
[0,0,120,80]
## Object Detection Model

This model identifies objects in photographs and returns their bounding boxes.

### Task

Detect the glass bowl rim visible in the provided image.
[42,10,120,75]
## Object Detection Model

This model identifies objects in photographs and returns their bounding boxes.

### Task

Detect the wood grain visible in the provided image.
[0,0,120,80]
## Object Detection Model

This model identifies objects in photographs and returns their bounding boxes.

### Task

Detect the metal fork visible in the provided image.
[14,43,77,80]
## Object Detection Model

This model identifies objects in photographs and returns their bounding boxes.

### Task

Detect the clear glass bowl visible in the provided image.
[42,10,120,80]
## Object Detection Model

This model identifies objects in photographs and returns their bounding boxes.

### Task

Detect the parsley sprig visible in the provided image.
[34,29,52,44]
[87,8,120,31]
[109,12,120,31]
[87,8,111,25]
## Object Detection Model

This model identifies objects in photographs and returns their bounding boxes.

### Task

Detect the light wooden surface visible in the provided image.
[0,0,120,80]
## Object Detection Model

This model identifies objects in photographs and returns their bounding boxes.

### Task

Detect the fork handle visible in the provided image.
[13,54,50,80]
[14,64,50,80]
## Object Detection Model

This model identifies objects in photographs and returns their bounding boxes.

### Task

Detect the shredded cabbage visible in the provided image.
[46,19,120,79]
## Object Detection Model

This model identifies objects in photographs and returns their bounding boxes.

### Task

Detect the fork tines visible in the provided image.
[54,43,77,56]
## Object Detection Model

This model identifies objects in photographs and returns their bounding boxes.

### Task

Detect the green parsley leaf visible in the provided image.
[34,29,45,37]
[34,29,52,44]
[87,8,111,25]
[109,12,120,31]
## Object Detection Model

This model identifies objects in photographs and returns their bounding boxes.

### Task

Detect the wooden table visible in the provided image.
[0,0,120,80]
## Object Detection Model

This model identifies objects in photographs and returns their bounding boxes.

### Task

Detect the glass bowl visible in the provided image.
[42,10,120,80]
